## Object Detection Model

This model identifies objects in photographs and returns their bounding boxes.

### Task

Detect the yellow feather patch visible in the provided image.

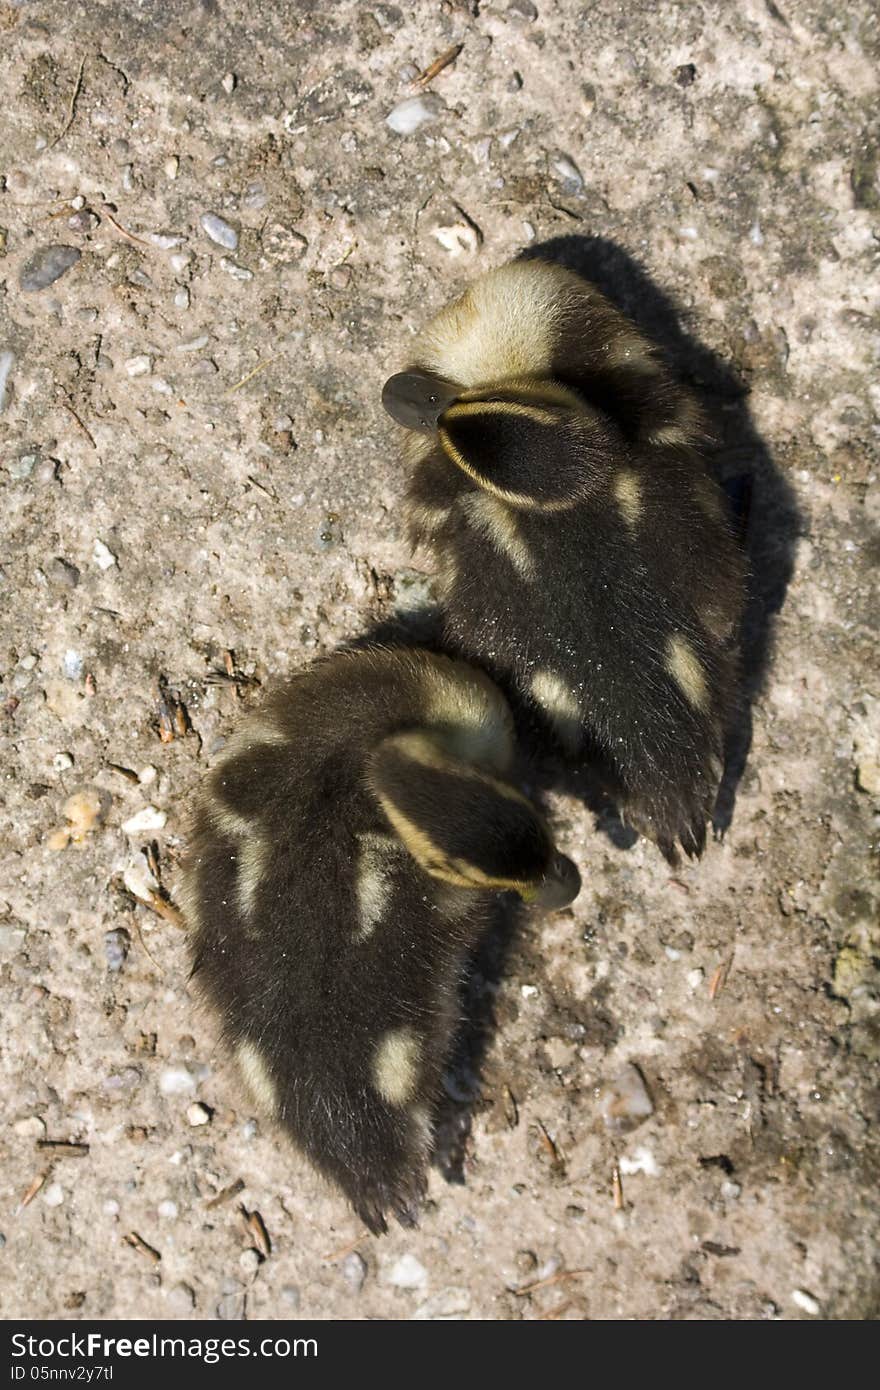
[459,491,536,579]
[530,669,582,752]
[237,835,270,921]
[236,1040,278,1116]
[614,470,643,528]
[373,1028,421,1105]
[666,634,709,710]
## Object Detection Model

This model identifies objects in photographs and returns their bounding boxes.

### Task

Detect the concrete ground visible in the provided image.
[1,0,878,1321]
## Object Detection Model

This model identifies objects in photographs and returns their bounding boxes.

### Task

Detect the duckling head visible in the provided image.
[367,729,580,911]
[383,369,613,512]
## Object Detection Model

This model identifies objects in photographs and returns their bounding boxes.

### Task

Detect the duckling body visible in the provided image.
[383,259,747,861]
[181,646,578,1232]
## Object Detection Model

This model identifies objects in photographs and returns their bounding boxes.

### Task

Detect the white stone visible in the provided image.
[386,95,444,136]
[121,806,167,835]
[159,1067,196,1097]
[186,1102,211,1126]
[158,1199,178,1219]
[53,752,74,772]
[791,1288,821,1316]
[124,354,152,377]
[387,1254,428,1290]
[619,1146,661,1177]
[200,213,238,250]
[93,539,117,570]
[43,1183,64,1208]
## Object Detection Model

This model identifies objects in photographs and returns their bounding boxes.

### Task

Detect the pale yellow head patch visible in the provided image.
[236,1040,278,1116]
[530,669,583,752]
[666,634,709,711]
[423,659,514,772]
[614,470,643,529]
[372,1027,421,1106]
[459,491,536,580]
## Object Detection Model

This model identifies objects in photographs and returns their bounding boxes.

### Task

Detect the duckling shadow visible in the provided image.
[431,895,522,1184]
[520,235,802,839]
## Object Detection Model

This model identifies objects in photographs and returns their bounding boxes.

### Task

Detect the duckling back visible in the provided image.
[181,647,577,1231]
[385,259,748,861]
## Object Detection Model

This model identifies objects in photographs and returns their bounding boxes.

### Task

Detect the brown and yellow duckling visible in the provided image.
[180,646,579,1233]
[382,257,747,862]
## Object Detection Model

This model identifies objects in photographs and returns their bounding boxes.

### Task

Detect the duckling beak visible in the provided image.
[381,369,460,435]
[530,853,581,911]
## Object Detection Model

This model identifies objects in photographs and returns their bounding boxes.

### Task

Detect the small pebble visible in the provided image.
[221,72,236,94]
[159,1066,197,1097]
[239,1248,260,1275]
[121,805,167,835]
[215,1291,246,1321]
[599,1063,654,1132]
[8,455,35,480]
[63,649,84,680]
[280,1285,300,1309]
[791,1288,821,1316]
[43,1183,65,1208]
[0,350,15,412]
[174,289,190,309]
[241,1119,258,1140]
[13,1115,46,1138]
[243,180,268,211]
[186,1102,212,1127]
[47,558,81,589]
[200,213,238,250]
[103,1199,120,1216]
[431,223,480,257]
[413,1288,471,1319]
[508,0,538,20]
[551,154,584,192]
[122,855,158,901]
[342,1251,367,1292]
[164,156,179,180]
[386,94,445,136]
[148,233,182,250]
[67,210,98,234]
[93,538,118,571]
[220,258,253,281]
[687,967,705,991]
[167,1282,195,1314]
[721,1181,742,1200]
[124,355,152,378]
[19,245,81,293]
[63,788,106,838]
[53,751,75,772]
[177,335,210,353]
[158,1199,178,1219]
[104,928,130,972]
[387,1254,428,1290]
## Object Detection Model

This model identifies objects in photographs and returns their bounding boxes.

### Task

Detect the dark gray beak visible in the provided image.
[381,369,460,435]
[530,853,582,911]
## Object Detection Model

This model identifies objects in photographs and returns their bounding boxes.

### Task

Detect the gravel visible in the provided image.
[18,245,81,292]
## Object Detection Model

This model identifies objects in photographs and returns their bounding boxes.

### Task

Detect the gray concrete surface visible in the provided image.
[1,0,878,1320]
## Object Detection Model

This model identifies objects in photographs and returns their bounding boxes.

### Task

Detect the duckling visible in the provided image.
[180,646,579,1234]
[382,258,747,862]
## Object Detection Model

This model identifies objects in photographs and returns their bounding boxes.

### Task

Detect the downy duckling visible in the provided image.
[382,258,747,862]
[180,646,579,1233]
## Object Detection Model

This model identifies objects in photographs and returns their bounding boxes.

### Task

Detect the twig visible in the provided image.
[709,952,734,1001]
[123,1231,161,1264]
[101,206,151,247]
[62,401,97,450]
[612,1163,625,1210]
[223,357,276,397]
[413,43,463,89]
[17,1172,47,1212]
[47,55,86,150]
[322,1231,369,1262]
[36,1140,89,1157]
[240,1205,271,1259]
[513,1268,590,1297]
[205,1178,245,1210]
